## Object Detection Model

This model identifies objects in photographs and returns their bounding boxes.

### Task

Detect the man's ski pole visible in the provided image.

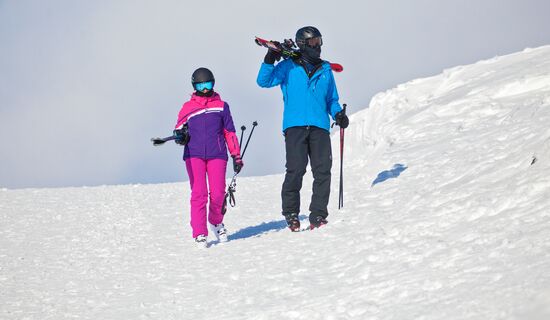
[338,104,347,210]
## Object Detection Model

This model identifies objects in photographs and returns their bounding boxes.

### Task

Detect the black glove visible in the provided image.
[232,155,243,174]
[264,42,282,64]
[173,126,190,145]
[335,111,349,129]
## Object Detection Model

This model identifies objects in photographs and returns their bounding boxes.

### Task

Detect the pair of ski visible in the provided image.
[254,36,344,73]
[151,135,177,146]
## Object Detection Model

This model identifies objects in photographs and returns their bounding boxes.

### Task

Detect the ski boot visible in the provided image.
[194,234,208,248]
[285,213,300,232]
[211,223,228,243]
[309,215,328,230]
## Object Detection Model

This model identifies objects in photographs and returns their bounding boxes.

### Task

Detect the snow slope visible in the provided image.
[2,46,550,320]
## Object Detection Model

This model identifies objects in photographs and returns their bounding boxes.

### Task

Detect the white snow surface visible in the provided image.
[2,46,550,319]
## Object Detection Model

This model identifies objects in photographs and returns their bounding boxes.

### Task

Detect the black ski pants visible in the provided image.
[282,126,332,221]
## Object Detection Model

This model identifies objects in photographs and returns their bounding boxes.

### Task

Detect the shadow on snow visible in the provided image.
[372,163,408,187]
[228,215,308,241]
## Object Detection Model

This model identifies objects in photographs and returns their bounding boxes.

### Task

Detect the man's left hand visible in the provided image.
[335,111,349,129]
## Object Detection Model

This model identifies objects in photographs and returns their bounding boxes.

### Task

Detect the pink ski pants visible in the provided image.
[185,158,227,238]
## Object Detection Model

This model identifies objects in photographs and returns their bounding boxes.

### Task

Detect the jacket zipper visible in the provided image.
[203,114,207,158]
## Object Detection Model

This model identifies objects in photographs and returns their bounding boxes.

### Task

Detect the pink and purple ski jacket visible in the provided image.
[175,92,240,160]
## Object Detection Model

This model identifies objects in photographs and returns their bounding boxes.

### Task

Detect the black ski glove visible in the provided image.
[264,42,282,64]
[335,111,349,129]
[173,126,190,145]
[232,155,243,173]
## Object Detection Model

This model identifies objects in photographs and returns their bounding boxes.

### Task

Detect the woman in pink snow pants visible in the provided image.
[174,67,242,248]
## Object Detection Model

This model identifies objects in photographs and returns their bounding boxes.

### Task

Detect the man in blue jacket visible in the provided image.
[257,26,349,231]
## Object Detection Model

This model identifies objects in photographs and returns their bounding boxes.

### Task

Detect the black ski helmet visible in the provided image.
[295,26,322,50]
[191,67,215,87]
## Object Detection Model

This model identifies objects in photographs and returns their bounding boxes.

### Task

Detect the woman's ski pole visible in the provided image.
[222,121,258,214]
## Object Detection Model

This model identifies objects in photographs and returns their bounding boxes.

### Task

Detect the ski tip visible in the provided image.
[151,138,164,146]
[330,63,344,72]
[254,36,265,46]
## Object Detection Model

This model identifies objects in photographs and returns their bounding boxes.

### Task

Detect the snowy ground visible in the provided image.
[2,46,550,319]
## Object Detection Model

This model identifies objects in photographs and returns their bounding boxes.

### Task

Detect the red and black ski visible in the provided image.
[255,36,343,73]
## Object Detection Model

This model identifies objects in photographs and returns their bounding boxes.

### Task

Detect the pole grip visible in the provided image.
[239,125,247,148]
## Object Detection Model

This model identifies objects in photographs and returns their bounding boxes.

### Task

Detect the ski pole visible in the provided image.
[241,121,257,159]
[222,121,258,215]
[338,104,347,210]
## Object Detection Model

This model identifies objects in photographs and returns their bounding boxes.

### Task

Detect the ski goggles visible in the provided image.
[304,36,323,48]
[194,81,214,91]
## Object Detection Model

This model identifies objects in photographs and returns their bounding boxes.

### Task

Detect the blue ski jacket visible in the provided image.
[256,59,342,132]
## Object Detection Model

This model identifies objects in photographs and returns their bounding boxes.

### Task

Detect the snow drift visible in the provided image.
[1,46,550,319]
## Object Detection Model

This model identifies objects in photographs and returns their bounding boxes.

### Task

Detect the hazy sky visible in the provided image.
[1,0,550,189]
